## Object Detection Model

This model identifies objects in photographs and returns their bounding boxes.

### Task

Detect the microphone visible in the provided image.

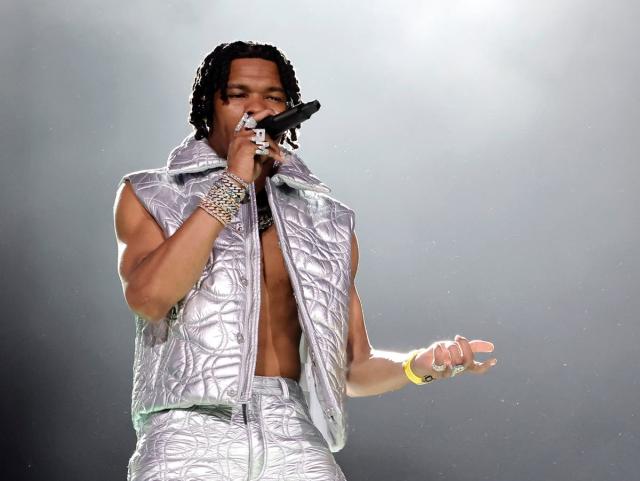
[255,100,321,139]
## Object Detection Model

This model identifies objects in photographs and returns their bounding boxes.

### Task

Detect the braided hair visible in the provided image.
[189,41,302,149]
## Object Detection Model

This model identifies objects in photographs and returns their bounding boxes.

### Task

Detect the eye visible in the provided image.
[267,96,285,102]
[228,93,245,98]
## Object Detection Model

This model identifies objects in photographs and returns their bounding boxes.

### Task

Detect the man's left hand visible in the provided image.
[412,335,497,381]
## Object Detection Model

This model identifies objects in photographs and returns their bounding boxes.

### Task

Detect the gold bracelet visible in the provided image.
[222,169,250,191]
[402,349,434,385]
[198,175,245,225]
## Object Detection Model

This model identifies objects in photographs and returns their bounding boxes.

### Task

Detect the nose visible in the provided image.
[244,94,272,117]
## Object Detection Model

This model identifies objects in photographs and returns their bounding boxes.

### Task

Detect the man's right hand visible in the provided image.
[226,110,285,184]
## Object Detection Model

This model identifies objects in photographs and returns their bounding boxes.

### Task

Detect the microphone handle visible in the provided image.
[255,100,321,139]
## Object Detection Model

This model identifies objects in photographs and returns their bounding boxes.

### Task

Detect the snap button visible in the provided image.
[228,388,236,396]
[236,332,244,344]
[309,350,317,367]
[240,276,248,286]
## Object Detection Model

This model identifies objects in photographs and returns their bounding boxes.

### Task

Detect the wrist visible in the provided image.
[198,175,245,225]
[410,348,429,377]
[403,348,433,385]
[225,167,252,188]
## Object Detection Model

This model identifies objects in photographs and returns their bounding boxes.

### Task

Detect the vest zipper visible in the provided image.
[237,182,259,402]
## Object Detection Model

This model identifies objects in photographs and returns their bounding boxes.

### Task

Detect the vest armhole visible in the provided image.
[117,174,163,235]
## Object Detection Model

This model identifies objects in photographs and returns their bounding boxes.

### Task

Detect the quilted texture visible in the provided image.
[117,132,355,452]
[127,375,347,480]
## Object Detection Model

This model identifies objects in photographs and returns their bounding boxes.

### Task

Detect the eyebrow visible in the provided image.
[226,83,286,94]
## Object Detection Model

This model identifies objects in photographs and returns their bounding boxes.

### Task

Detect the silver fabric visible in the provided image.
[116,132,356,452]
[127,375,347,480]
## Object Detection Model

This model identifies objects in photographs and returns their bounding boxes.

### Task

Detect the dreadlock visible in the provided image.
[189,41,302,149]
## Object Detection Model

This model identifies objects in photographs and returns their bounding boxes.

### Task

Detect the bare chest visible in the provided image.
[255,224,302,378]
[258,224,299,329]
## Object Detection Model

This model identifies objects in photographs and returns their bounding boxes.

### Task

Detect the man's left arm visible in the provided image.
[345,231,418,397]
[345,232,498,398]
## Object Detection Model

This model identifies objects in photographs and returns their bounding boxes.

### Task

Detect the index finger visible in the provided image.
[468,340,495,353]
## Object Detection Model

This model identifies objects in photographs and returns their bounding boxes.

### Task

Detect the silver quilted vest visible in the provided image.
[117,132,355,452]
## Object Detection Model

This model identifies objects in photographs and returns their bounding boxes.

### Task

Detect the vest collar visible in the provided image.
[166,132,331,193]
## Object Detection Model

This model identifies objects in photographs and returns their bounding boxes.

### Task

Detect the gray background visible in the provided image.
[2,0,639,480]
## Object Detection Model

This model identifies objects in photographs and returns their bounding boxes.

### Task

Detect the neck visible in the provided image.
[255,159,278,193]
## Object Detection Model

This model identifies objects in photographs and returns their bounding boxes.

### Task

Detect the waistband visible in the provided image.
[251,375,303,399]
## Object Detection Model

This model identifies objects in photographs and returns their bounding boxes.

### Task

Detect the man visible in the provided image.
[113,41,498,481]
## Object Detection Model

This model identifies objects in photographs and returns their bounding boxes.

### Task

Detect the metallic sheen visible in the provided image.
[117,132,355,453]
[127,375,347,480]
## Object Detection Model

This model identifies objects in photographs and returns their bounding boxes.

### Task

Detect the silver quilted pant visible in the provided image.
[127,375,347,480]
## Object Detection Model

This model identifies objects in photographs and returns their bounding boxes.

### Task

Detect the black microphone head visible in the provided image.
[255,99,322,139]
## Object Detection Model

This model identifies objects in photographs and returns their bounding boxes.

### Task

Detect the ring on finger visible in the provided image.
[450,364,466,377]
[234,113,250,133]
[251,128,266,143]
[255,145,269,156]
[448,344,464,370]
[431,343,447,372]
[431,360,447,372]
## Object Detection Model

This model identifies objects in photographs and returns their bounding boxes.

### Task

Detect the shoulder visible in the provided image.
[116,166,169,190]
[315,192,355,216]
[113,167,167,217]
[114,167,172,223]
[318,192,356,229]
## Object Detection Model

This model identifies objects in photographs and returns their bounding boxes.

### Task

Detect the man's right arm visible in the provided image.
[113,180,226,323]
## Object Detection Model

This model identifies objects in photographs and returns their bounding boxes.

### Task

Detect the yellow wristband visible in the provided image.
[402,349,434,385]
